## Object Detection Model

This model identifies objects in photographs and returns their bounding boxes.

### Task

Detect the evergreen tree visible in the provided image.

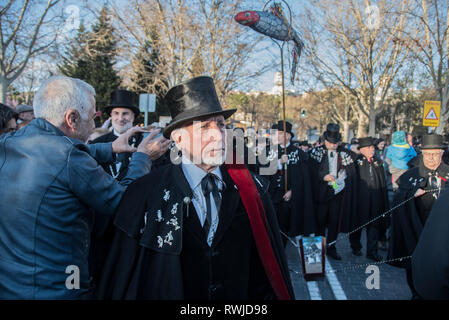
[59,7,121,118]
[130,25,169,124]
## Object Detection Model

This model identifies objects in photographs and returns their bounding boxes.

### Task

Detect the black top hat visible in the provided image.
[104,90,140,117]
[271,120,294,138]
[162,76,237,139]
[358,137,374,149]
[323,123,341,143]
[421,134,446,149]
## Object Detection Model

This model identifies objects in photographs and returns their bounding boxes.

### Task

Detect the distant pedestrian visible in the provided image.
[385,130,417,189]
[0,103,18,136]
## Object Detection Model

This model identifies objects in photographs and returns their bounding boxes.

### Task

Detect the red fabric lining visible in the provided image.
[225,163,291,300]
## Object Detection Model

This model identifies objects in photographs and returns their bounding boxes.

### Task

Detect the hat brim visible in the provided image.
[323,132,341,143]
[16,107,34,113]
[163,108,237,139]
[420,144,446,150]
[270,126,294,139]
[104,105,140,117]
[358,143,374,149]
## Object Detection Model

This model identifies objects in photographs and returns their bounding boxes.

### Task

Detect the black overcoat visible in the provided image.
[264,144,316,236]
[388,163,449,268]
[94,163,294,300]
[309,146,358,233]
[354,154,389,228]
[412,185,449,299]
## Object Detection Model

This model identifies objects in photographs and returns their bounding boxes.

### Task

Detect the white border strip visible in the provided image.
[306,281,322,300]
[325,259,347,300]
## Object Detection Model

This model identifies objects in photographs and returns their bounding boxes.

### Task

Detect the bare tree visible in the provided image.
[301,0,413,136]
[109,0,273,99]
[0,0,65,103]
[405,0,448,134]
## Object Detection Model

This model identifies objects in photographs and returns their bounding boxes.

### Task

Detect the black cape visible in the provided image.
[94,163,294,300]
[260,144,316,236]
[88,133,169,288]
[354,154,389,228]
[309,146,358,233]
[388,163,449,268]
[412,185,449,299]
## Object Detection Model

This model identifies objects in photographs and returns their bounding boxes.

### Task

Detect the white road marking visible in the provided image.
[325,258,348,300]
[306,281,322,300]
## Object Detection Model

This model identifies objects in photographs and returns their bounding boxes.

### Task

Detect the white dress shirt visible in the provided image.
[327,150,338,177]
[181,157,223,246]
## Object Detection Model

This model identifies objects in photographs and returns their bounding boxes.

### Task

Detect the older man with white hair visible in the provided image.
[388,134,449,299]
[0,75,170,299]
[95,76,294,300]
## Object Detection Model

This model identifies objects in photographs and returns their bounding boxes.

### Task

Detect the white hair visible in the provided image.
[33,75,96,126]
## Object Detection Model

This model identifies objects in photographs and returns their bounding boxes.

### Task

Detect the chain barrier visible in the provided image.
[326,188,440,248]
[281,188,441,277]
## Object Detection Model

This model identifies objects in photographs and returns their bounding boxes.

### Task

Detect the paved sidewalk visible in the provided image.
[286,231,412,300]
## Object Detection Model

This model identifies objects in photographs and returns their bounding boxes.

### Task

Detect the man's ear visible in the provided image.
[64,109,80,131]
[171,129,182,144]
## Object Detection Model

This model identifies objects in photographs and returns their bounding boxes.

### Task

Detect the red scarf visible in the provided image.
[225,163,291,300]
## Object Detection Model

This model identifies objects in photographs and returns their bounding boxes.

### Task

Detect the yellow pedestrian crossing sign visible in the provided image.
[423,100,441,127]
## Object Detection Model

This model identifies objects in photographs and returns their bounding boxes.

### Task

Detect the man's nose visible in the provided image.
[207,123,224,141]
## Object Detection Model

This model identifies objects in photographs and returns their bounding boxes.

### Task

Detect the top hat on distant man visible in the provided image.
[420,134,446,150]
[271,120,294,139]
[323,123,342,144]
[104,90,140,118]
[358,137,375,149]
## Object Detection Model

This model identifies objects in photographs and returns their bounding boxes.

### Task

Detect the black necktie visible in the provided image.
[430,173,438,189]
[200,173,222,241]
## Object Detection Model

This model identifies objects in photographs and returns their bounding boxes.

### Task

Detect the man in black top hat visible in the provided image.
[309,123,358,260]
[95,76,294,300]
[349,137,389,262]
[388,134,449,299]
[264,120,315,246]
[91,90,142,180]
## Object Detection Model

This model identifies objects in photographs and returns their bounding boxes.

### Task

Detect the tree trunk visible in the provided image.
[368,112,376,136]
[435,84,449,134]
[357,113,367,137]
[342,121,350,142]
[0,77,10,104]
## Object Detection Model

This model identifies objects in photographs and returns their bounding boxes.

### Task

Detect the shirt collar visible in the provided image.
[181,156,222,190]
[113,129,121,137]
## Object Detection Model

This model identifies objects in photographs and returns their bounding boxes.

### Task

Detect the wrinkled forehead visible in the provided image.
[422,149,443,154]
[184,115,226,129]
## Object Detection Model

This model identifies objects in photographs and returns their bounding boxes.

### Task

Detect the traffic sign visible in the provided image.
[139,93,156,113]
[423,100,441,127]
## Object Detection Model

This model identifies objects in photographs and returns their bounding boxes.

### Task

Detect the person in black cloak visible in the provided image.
[388,134,449,299]
[88,91,171,288]
[309,124,358,260]
[262,121,315,247]
[411,185,449,299]
[91,90,142,180]
[95,76,294,300]
[349,137,389,261]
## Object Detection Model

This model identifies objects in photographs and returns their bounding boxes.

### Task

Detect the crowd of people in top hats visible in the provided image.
[1,75,449,300]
